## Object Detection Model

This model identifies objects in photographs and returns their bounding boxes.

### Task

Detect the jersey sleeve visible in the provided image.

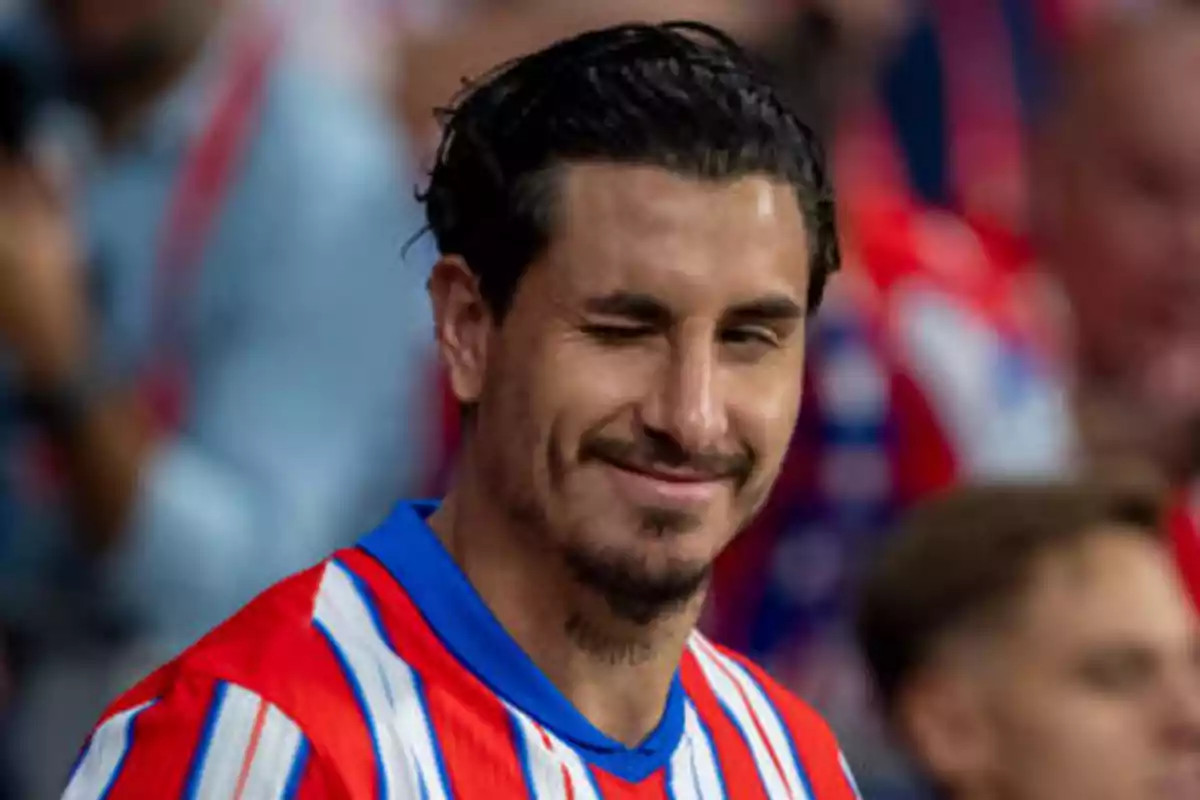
[62,675,344,799]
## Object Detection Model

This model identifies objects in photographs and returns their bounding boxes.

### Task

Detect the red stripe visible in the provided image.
[534,722,578,800]
[562,764,577,800]
[423,670,530,798]
[103,678,220,797]
[233,697,270,798]
[680,652,768,800]
[592,767,671,799]
[292,755,330,800]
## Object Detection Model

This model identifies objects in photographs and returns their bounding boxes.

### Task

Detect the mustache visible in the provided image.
[581,434,753,484]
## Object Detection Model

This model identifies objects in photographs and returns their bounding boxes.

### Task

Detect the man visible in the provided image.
[1031,4,1200,483]
[63,21,864,798]
[0,0,432,795]
[857,481,1200,799]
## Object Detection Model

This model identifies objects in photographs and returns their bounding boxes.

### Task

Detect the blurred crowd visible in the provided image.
[2,0,1200,797]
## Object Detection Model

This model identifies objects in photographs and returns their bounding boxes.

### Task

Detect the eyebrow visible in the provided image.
[583,292,673,325]
[723,295,806,325]
[582,291,805,326]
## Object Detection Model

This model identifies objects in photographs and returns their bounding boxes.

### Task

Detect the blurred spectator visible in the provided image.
[392,0,788,162]
[1022,3,1200,615]
[1032,5,1200,494]
[267,0,444,91]
[0,0,433,795]
[857,481,1200,800]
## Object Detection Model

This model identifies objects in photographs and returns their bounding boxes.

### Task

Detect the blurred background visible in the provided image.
[2,0,1200,797]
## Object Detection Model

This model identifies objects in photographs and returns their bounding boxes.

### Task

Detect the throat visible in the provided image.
[558,648,683,747]
[426,488,698,748]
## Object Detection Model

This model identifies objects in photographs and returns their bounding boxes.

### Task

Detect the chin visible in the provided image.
[561,537,713,625]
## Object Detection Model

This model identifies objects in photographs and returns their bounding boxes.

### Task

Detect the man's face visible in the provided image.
[453,164,811,623]
[1043,25,1200,473]
[956,532,1200,800]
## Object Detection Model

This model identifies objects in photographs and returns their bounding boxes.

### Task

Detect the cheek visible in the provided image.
[550,344,654,441]
[477,348,546,474]
[1077,196,1172,295]
[1003,685,1148,794]
[735,362,805,464]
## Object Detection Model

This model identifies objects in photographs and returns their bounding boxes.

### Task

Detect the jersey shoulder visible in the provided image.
[69,558,372,797]
[119,559,331,704]
[104,557,372,742]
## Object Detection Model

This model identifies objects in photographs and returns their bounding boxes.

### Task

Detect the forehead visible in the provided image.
[1005,530,1196,660]
[528,163,811,311]
[1076,25,1200,157]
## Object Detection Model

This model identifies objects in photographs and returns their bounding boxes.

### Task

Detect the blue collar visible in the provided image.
[358,500,686,782]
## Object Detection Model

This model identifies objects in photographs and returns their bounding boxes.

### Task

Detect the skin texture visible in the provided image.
[902,529,1200,800]
[428,163,812,743]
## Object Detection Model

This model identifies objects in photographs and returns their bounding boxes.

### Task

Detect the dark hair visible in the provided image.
[420,20,839,318]
[856,480,1166,717]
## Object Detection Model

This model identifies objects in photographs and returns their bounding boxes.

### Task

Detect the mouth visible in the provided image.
[598,459,727,506]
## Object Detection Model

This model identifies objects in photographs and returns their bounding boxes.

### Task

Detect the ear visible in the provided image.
[427,255,493,406]
[896,665,999,793]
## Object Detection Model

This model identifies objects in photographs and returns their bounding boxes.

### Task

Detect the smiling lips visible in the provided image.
[599,459,727,505]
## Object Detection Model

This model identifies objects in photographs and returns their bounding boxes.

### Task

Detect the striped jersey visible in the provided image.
[63,501,864,799]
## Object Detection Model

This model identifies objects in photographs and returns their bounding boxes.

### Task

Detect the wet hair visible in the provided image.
[420,20,839,319]
[856,479,1166,717]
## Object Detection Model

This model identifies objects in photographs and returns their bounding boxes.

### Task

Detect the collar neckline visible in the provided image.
[358,500,687,782]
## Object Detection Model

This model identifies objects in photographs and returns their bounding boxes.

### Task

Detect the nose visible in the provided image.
[639,334,729,455]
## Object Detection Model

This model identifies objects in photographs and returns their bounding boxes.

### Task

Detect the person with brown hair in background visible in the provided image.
[857,481,1200,800]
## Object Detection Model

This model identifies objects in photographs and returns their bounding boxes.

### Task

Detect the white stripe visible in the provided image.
[670,702,726,800]
[697,638,810,800]
[62,701,156,800]
[689,637,791,799]
[508,708,601,800]
[239,704,306,799]
[191,684,265,798]
[549,732,602,800]
[509,712,565,799]
[839,752,864,800]
[315,562,449,800]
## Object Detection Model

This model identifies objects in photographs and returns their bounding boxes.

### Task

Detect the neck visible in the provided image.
[428,460,701,746]
[74,4,222,146]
